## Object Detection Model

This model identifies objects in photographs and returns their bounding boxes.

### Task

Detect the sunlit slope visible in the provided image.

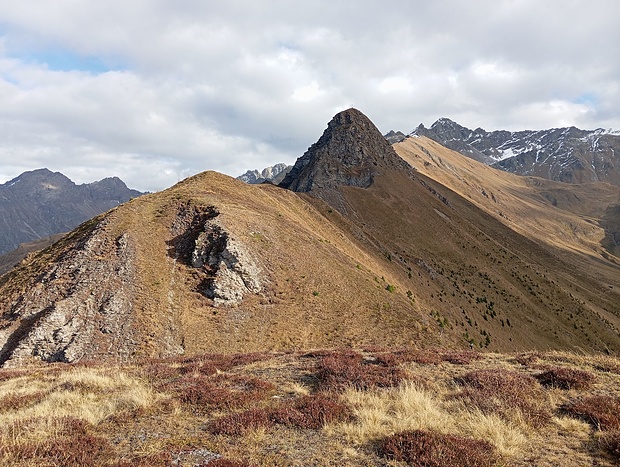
[395,136,620,260]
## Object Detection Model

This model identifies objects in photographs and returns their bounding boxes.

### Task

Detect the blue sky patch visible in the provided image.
[24,48,120,74]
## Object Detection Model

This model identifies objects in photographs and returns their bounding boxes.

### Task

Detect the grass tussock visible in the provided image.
[0,417,114,466]
[0,367,158,426]
[378,429,499,467]
[332,381,526,458]
[599,430,620,461]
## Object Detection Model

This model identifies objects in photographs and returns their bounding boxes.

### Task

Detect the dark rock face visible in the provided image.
[411,119,620,185]
[0,169,143,255]
[280,108,412,210]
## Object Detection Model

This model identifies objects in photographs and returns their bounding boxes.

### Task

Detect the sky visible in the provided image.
[0,0,619,192]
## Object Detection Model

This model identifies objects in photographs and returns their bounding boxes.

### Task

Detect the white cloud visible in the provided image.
[291,81,325,102]
[0,0,618,191]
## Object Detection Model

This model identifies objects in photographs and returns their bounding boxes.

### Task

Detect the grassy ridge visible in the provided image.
[0,348,619,465]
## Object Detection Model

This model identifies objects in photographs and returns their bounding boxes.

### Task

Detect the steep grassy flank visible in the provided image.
[2,165,619,363]
[395,136,620,261]
[0,349,619,466]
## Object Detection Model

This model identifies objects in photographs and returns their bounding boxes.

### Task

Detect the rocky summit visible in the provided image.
[279,108,412,211]
[237,163,292,185]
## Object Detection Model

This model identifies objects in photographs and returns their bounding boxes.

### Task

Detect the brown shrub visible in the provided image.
[112,451,173,466]
[0,417,114,466]
[562,395,620,430]
[205,459,250,467]
[176,379,235,412]
[535,367,596,390]
[0,391,47,411]
[173,374,274,414]
[271,394,352,429]
[513,352,542,366]
[378,430,499,467]
[594,361,620,375]
[376,348,442,365]
[206,394,351,436]
[456,369,551,427]
[599,431,620,461]
[315,350,405,391]
[206,408,273,436]
[374,348,481,366]
[440,350,482,365]
[0,368,30,382]
[143,352,272,383]
[141,362,184,383]
[178,352,271,374]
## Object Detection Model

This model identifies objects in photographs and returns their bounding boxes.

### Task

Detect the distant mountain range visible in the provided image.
[237,163,292,184]
[0,168,143,256]
[243,120,620,188]
[409,118,620,185]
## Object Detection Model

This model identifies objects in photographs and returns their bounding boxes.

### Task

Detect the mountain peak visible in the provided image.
[410,118,620,184]
[279,108,411,209]
[0,169,144,255]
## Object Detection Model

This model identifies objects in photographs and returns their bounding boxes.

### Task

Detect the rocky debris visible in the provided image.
[238,163,292,184]
[169,203,262,307]
[280,108,414,212]
[0,217,138,366]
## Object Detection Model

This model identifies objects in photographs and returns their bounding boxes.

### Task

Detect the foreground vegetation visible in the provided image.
[0,348,619,466]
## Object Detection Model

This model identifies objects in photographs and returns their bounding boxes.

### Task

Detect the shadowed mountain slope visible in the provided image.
[0,168,143,255]
[0,109,619,367]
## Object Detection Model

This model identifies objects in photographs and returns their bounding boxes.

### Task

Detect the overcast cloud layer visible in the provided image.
[0,0,619,192]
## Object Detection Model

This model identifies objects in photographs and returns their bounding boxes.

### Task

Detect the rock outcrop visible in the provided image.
[384,130,408,144]
[279,108,413,211]
[169,204,262,307]
[0,216,138,366]
[0,198,265,366]
[237,163,292,185]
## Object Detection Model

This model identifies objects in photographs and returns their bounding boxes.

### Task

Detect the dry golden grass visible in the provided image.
[0,348,617,465]
[0,366,158,426]
[330,381,527,458]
